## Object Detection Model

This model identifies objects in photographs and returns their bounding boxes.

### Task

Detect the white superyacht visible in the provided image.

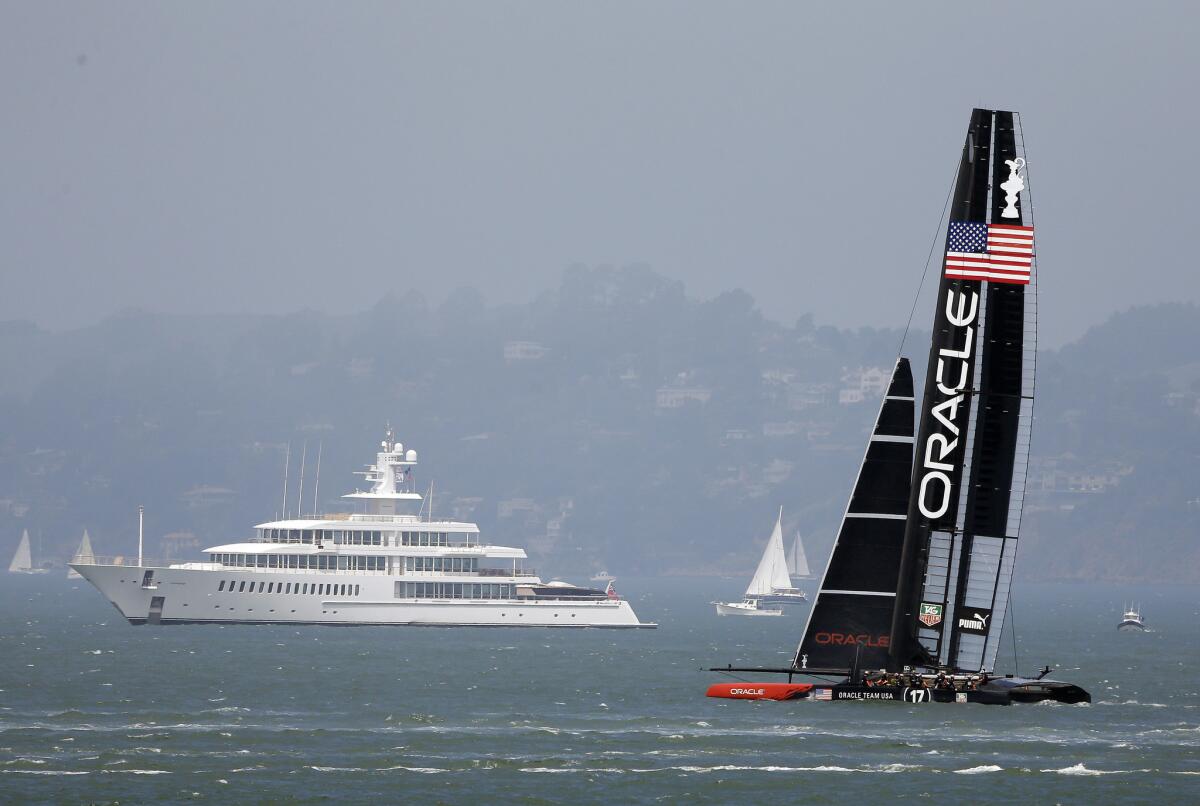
[72,429,652,628]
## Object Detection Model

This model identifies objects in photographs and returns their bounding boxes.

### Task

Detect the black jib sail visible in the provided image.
[888,108,1036,674]
[793,358,914,673]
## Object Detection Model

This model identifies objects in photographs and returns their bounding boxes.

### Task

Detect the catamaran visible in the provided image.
[72,428,653,628]
[713,509,807,616]
[708,108,1090,705]
[8,529,47,575]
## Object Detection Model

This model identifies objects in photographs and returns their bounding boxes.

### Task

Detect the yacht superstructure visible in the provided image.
[72,429,652,628]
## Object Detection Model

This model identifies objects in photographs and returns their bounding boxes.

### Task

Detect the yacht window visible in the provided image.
[354,585,360,596]
[340,584,346,596]
[218,580,226,591]
[238,581,246,592]
[268,583,275,593]
[256,582,264,592]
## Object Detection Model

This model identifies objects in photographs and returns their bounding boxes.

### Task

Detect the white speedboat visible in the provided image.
[72,428,654,628]
[713,509,804,616]
[714,599,783,617]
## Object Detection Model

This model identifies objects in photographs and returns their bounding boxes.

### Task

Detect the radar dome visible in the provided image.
[395,442,403,454]
[405,449,417,462]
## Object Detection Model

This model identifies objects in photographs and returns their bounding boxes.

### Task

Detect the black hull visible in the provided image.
[822,684,1010,705]
[815,678,1089,706]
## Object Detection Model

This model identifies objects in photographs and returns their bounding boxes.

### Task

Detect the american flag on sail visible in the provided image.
[944,221,1034,285]
[813,688,833,701]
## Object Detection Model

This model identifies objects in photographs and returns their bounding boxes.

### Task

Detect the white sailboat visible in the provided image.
[786,532,812,579]
[714,509,797,616]
[9,529,47,574]
[67,530,94,579]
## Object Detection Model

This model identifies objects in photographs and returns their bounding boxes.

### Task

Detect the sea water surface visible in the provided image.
[0,576,1196,803]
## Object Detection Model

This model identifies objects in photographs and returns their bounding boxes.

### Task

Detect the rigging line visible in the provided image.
[1008,590,1019,678]
[1011,114,1036,684]
[714,670,754,683]
[897,159,959,357]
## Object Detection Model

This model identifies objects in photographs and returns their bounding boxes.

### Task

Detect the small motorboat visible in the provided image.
[713,599,783,617]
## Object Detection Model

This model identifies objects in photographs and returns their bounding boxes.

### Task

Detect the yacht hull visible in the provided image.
[71,563,653,628]
[706,683,813,700]
[708,679,1089,706]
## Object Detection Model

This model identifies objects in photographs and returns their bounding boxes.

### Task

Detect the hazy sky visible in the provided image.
[3,1,1196,346]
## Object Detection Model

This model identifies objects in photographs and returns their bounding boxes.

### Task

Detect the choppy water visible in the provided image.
[1,576,1196,803]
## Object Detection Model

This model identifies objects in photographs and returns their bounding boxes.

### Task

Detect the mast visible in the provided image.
[297,441,308,518]
[888,108,1035,674]
[312,441,323,517]
[793,358,914,673]
[281,442,291,520]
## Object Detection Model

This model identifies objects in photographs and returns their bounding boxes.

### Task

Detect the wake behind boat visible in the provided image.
[708,108,1090,705]
[713,508,806,616]
[72,428,654,628]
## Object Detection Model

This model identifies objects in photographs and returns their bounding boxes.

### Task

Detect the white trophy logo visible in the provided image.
[1000,157,1026,219]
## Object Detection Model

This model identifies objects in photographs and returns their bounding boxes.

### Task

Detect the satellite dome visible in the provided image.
[406,449,417,462]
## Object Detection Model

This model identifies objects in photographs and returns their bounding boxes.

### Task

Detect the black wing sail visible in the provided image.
[793,358,914,673]
[889,109,1036,673]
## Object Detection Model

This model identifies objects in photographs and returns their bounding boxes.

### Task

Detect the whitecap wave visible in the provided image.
[1041,763,1145,776]
[954,765,1003,774]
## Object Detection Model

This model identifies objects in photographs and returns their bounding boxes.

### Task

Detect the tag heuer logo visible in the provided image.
[918,602,944,627]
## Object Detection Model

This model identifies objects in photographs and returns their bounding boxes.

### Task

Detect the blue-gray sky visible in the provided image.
[2,1,1196,346]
